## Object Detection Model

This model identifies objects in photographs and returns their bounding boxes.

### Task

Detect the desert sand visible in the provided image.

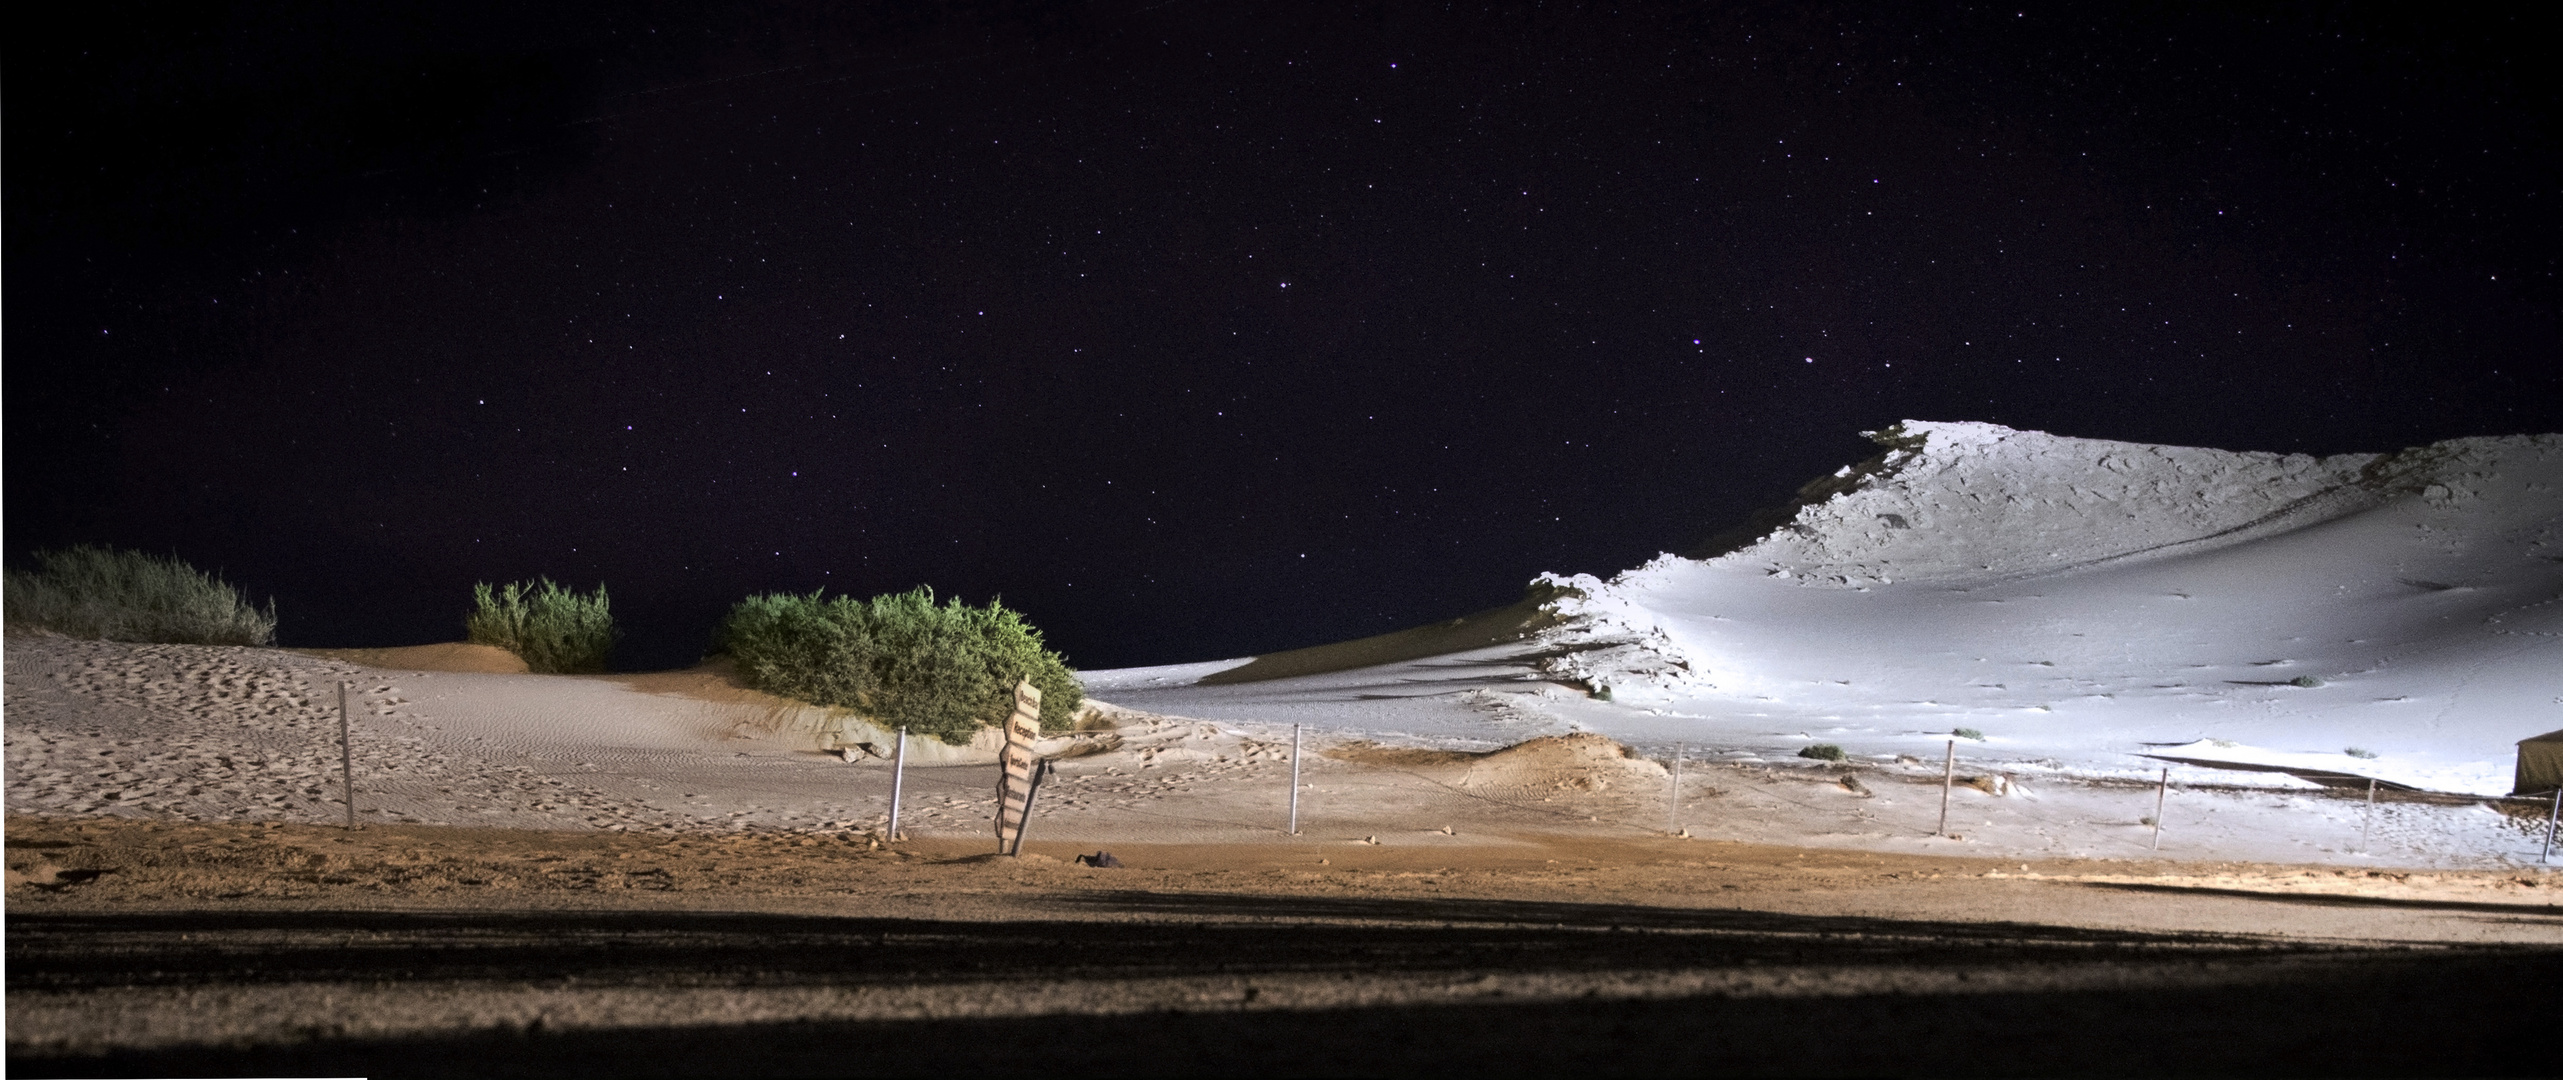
[12,634,2548,862]
[8,632,2562,1075]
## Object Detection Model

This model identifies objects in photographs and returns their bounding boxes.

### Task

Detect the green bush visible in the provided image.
[1952,727,1986,741]
[466,578,618,673]
[2290,675,2325,688]
[2,545,275,645]
[1798,744,1847,762]
[715,586,1083,745]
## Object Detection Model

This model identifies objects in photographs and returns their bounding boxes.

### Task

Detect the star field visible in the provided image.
[8,2,2558,669]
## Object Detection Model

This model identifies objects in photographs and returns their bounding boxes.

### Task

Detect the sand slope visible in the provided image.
[1088,423,2563,867]
[9,422,2556,869]
[4,637,1691,848]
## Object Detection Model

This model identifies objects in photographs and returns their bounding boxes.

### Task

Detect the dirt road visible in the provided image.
[10,816,2559,1077]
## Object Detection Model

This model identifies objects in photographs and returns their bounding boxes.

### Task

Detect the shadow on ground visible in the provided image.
[10,897,2558,1077]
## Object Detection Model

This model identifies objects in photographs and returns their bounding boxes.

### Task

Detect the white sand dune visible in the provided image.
[9,421,2557,867]
[1093,422,2563,866]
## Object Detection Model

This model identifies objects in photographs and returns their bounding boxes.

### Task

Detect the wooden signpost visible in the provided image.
[994,679,1046,855]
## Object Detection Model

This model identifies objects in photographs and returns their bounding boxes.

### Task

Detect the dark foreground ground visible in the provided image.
[13,904,2562,1078]
[9,817,2561,1077]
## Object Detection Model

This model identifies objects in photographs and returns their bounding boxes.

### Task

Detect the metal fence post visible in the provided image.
[1287,724,1303,836]
[2362,777,2377,854]
[887,727,908,842]
[337,681,356,830]
[1668,742,1684,834]
[2544,787,2560,864]
[2152,767,2169,851]
[1937,739,1955,837]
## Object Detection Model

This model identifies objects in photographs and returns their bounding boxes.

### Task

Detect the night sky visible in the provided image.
[10,2,2560,672]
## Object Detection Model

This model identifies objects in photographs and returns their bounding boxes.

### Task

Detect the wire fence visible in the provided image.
[300,686,2563,867]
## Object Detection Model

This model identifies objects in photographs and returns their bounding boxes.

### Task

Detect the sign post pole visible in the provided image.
[994,680,1043,856]
[1015,759,1054,856]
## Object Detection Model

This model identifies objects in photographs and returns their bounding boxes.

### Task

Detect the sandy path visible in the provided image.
[2,638,1669,844]
[9,637,2556,867]
[10,634,2560,1075]
[11,816,2558,941]
[0,637,1788,846]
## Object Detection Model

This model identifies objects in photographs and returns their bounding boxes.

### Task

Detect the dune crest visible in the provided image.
[1687,420,2557,588]
[296,642,529,674]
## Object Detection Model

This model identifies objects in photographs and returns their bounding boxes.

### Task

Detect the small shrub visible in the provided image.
[2,545,275,645]
[466,578,618,673]
[1952,727,1986,741]
[2344,746,2378,759]
[2289,675,2325,688]
[716,586,1083,744]
[1798,744,1847,762]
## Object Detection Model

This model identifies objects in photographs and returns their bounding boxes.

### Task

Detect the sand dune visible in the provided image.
[3,636,1679,848]
[10,423,2563,1075]
[8,422,2557,870]
[1090,423,2563,866]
